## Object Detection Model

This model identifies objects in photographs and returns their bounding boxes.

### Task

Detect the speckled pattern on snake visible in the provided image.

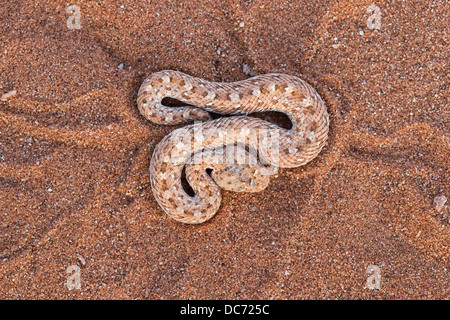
[137,70,329,224]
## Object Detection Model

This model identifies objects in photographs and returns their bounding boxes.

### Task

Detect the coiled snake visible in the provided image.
[137,70,329,224]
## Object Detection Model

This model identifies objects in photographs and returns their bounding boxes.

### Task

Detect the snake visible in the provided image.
[137,70,329,224]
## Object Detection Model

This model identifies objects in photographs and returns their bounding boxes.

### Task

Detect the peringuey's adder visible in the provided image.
[137,70,329,224]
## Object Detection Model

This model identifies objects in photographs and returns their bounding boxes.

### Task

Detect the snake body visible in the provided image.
[137,70,329,224]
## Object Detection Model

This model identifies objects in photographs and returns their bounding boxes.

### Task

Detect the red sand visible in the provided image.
[0,0,448,299]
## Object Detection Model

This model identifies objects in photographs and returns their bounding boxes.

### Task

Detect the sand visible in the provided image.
[0,0,448,299]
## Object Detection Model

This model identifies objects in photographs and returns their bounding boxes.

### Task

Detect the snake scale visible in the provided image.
[137,70,329,224]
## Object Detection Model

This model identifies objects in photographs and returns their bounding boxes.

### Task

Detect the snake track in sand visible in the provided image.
[137,70,329,224]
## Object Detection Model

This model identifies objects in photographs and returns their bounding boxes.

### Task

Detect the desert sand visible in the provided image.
[0,0,448,299]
